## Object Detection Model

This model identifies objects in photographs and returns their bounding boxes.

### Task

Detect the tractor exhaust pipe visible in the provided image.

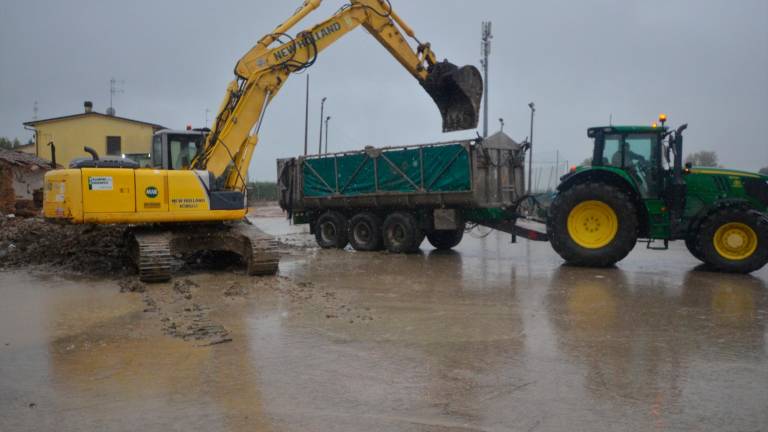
[422,61,483,132]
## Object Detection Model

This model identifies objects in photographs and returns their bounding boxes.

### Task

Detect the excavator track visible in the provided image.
[236,224,280,276]
[133,232,173,283]
[129,222,280,283]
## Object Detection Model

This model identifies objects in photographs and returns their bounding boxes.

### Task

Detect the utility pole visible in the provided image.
[481,22,492,138]
[318,97,327,154]
[325,116,331,154]
[204,108,210,129]
[527,102,536,195]
[304,75,310,156]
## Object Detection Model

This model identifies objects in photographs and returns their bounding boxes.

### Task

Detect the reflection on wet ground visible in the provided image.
[1,218,766,431]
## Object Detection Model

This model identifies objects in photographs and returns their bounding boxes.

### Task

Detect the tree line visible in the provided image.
[0,137,32,150]
[247,181,278,202]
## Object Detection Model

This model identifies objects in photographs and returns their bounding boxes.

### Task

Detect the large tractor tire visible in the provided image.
[548,183,639,267]
[696,208,768,274]
[348,212,384,252]
[383,212,424,254]
[426,227,464,250]
[315,211,349,249]
[684,235,705,262]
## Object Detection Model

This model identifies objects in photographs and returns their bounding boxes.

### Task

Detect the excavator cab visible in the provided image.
[151,129,207,170]
[423,61,484,132]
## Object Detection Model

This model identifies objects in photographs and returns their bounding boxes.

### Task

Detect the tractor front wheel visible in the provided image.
[697,208,767,274]
[548,183,639,267]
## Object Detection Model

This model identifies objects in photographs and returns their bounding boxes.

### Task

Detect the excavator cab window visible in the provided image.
[169,136,202,170]
[151,135,163,168]
[151,132,205,170]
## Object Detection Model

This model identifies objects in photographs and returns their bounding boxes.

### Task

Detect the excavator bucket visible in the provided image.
[422,61,484,132]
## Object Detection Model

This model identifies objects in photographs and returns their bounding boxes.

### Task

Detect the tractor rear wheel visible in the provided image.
[348,212,384,252]
[426,226,465,250]
[383,212,424,254]
[315,211,348,249]
[697,208,767,274]
[684,235,705,262]
[548,183,638,267]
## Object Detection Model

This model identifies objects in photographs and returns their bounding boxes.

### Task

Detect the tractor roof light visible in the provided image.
[659,113,668,125]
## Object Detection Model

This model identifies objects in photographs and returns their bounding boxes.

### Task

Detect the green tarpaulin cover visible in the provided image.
[303,143,471,197]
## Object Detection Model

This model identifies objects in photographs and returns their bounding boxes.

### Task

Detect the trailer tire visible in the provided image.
[697,208,768,274]
[349,212,384,252]
[427,226,465,250]
[383,212,424,254]
[315,211,349,249]
[548,183,638,267]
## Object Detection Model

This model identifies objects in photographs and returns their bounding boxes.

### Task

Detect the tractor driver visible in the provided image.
[612,140,651,193]
[611,141,647,167]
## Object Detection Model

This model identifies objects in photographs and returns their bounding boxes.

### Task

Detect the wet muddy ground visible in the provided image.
[1,210,767,431]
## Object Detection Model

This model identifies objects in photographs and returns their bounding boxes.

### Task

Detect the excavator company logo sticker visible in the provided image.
[273,22,343,62]
[88,176,113,191]
[145,186,159,199]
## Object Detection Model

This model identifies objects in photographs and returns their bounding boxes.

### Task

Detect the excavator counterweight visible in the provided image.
[423,61,484,132]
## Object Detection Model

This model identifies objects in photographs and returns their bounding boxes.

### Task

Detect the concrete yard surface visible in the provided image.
[1,215,767,432]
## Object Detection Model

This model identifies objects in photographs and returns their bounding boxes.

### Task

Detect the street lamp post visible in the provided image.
[318,97,327,155]
[527,102,535,195]
[499,118,505,133]
[304,75,310,155]
[324,116,331,154]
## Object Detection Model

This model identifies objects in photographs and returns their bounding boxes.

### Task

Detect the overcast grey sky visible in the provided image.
[1,0,767,180]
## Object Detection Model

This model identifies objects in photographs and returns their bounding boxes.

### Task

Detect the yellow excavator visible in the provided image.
[43,0,483,282]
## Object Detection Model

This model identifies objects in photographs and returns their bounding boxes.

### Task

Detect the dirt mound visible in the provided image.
[0,217,131,275]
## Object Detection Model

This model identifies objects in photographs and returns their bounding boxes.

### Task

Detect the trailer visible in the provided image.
[277,132,547,253]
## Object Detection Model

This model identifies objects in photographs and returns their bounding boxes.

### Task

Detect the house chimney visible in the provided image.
[84,101,93,113]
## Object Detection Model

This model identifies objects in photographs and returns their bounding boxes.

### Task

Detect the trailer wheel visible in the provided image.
[548,183,638,267]
[315,211,349,249]
[427,226,465,250]
[349,212,384,252]
[697,208,768,273]
[383,212,424,254]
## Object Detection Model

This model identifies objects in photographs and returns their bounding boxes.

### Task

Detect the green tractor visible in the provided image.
[548,116,768,274]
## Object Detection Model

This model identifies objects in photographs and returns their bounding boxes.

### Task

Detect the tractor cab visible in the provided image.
[587,125,669,199]
[151,128,209,171]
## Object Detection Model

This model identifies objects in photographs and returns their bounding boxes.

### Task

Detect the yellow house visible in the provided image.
[22,102,165,168]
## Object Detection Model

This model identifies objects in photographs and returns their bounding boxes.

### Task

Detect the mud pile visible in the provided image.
[0,217,131,275]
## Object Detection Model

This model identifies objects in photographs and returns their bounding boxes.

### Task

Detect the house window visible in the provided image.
[106,136,122,156]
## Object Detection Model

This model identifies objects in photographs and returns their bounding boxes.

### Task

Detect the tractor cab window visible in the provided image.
[601,133,658,197]
[603,136,620,166]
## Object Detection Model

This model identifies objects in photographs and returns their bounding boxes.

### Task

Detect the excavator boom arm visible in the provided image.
[194,0,481,191]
